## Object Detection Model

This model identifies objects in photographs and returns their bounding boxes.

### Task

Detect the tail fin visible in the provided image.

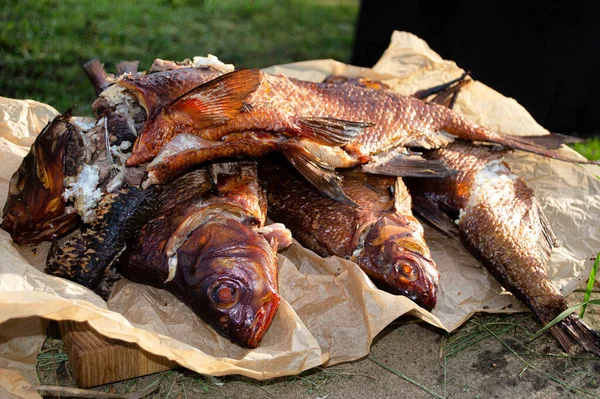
[495,133,599,165]
[443,109,599,165]
[82,58,110,96]
[549,313,600,356]
[507,133,585,149]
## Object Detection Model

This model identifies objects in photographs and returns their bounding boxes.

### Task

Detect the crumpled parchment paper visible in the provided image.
[1,31,599,396]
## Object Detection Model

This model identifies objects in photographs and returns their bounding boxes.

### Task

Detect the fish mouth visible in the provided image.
[244,294,281,348]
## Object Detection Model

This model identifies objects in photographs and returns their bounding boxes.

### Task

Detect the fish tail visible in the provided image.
[491,132,599,165]
[82,58,110,96]
[445,111,598,164]
[549,313,600,356]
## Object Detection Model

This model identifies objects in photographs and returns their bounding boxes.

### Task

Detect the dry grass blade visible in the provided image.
[445,314,531,358]
[33,376,161,399]
[368,356,444,399]
[484,326,600,398]
[314,367,378,380]
[228,381,275,398]
[580,251,599,318]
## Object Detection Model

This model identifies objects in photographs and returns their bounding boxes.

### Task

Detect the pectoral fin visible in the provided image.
[363,151,455,177]
[283,144,356,206]
[298,117,374,146]
[409,192,459,238]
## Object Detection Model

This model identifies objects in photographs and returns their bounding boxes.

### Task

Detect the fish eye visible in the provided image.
[209,279,241,309]
[396,261,419,281]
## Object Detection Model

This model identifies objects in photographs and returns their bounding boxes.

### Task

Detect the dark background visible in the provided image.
[352,1,600,137]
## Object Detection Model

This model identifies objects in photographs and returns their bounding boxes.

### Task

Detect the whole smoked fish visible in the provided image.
[261,159,439,310]
[118,162,291,347]
[407,142,600,355]
[126,69,594,191]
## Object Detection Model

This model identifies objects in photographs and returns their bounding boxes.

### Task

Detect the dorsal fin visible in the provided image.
[167,68,262,129]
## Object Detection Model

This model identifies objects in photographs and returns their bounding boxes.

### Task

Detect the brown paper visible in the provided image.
[0,369,41,399]
[1,32,599,393]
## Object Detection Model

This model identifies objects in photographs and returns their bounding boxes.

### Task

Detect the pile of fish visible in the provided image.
[2,54,599,355]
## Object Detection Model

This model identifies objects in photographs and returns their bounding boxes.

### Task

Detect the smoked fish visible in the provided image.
[1,111,83,244]
[118,162,291,347]
[261,158,439,310]
[407,142,600,355]
[126,69,594,191]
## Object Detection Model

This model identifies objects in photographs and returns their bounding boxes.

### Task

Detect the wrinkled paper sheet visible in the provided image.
[1,31,599,395]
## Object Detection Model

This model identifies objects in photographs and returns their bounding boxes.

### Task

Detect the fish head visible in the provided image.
[1,113,81,244]
[357,214,439,310]
[175,217,280,348]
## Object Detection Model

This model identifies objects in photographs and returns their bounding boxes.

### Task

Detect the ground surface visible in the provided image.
[37,290,600,398]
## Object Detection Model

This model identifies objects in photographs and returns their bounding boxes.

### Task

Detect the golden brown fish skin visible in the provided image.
[128,69,591,172]
[1,111,81,245]
[126,69,264,166]
[408,142,600,355]
[119,162,289,348]
[117,67,224,118]
[261,159,439,310]
[145,131,295,187]
[92,67,225,122]
[128,70,454,166]
[210,160,268,225]
[430,144,560,321]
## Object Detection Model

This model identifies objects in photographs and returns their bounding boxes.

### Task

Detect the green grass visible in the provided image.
[2,0,599,160]
[571,138,600,161]
[1,0,359,115]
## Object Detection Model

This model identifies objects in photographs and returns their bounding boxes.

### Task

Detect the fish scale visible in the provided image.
[261,158,439,310]
[118,162,290,348]
[128,69,595,205]
[407,142,600,355]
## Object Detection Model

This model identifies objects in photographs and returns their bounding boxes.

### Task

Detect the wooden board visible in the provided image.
[58,320,177,388]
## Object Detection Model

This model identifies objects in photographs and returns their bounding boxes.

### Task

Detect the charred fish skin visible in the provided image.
[45,185,159,296]
[408,142,600,355]
[119,163,289,348]
[260,158,439,310]
[1,111,83,245]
